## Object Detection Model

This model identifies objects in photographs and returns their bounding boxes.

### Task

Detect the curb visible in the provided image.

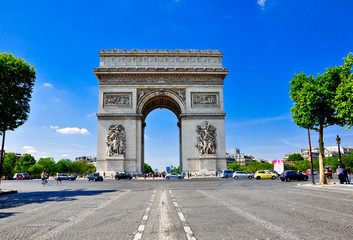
[0,189,18,196]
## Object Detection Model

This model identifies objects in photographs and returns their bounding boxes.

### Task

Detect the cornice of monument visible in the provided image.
[96,49,227,70]
[99,49,223,56]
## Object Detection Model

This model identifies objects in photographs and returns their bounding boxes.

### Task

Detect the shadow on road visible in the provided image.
[0,189,117,218]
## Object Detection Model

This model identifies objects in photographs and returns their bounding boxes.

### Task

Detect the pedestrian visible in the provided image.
[326,167,335,184]
[56,171,62,185]
[337,166,345,184]
[41,171,46,185]
[345,166,351,184]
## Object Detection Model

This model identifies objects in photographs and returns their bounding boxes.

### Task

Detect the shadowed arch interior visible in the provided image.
[142,95,181,120]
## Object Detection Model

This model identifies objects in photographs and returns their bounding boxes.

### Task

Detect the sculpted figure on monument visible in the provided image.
[195,121,217,155]
[106,125,126,157]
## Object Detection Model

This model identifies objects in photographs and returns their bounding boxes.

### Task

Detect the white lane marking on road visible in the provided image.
[133,232,142,240]
[178,212,186,222]
[33,190,130,240]
[203,191,301,240]
[169,190,197,240]
[138,225,145,232]
[158,190,172,240]
[133,190,156,240]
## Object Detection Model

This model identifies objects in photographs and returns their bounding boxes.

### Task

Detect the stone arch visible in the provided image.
[94,49,228,176]
[137,90,185,120]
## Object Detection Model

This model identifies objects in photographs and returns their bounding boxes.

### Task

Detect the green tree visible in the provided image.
[2,153,17,179]
[14,153,35,173]
[37,157,56,176]
[335,53,353,128]
[71,160,95,175]
[56,159,73,173]
[28,163,44,179]
[289,53,352,184]
[287,153,304,162]
[171,166,180,173]
[0,53,36,188]
[144,163,154,173]
[247,161,273,173]
[227,163,246,172]
[292,160,311,172]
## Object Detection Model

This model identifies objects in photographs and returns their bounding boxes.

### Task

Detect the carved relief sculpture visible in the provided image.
[195,121,217,155]
[104,93,131,107]
[191,93,219,107]
[106,125,126,157]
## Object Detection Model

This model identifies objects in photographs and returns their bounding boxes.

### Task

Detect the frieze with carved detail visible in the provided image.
[103,93,131,107]
[99,76,224,85]
[191,93,219,108]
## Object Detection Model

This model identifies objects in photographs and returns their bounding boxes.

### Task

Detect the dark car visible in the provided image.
[280,170,308,182]
[88,173,103,181]
[115,173,132,180]
[55,173,76,181]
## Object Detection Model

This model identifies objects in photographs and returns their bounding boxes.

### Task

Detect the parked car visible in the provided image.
[280,170,308,182]
[87,173,104,181]
[254,170,278,180]
[55,173,76,181]
[233,171,254,179]
[219,169,234,178]
[115,173,133,180]
[13,173,30,180]
[165,172,184,180]
[305,169,318,176]
[268,170,280,176]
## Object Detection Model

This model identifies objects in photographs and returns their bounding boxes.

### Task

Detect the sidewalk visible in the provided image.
[0,189,18,196]
[297,183,353,192]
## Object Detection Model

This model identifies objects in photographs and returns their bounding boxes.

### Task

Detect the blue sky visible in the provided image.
[1,0,353,171]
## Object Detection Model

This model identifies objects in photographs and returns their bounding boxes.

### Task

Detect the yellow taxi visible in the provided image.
[254,170,278,180]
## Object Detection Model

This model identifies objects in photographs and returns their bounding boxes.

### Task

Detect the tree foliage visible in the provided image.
[3,153,17,178]
[14,153,35,173]
[287,153,304,162]
[171,166,180,173]
[144,163,154,173]
[335,53,353,128]
[37,157,57,175]
[0,53,36,133]
[289,53,353,184]
[56,159,73,173]
[227,163,246,171]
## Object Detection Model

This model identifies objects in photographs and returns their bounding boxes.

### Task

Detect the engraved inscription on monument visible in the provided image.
[191,92,219,108]
[103,92,132,108]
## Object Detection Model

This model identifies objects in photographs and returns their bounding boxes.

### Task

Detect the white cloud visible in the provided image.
[86,113,96,118]
[56,127,90,135]
[257,0,266,7]
[23,146,39,154]
[61,154,69,158]
[50,126,59,129]
[43,83,53,87]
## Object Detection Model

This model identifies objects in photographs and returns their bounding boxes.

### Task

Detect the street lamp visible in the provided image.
[336,135,342,167]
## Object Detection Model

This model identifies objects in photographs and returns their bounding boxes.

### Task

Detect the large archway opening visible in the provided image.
[144,109,179,173]
[140,95,182,173]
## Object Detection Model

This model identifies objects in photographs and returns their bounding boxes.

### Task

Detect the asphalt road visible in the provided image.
[0,177,352,240]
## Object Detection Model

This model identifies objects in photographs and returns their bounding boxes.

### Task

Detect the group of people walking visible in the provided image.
[326,166,351,184]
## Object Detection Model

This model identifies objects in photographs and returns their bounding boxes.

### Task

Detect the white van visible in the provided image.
[219,169,234,178]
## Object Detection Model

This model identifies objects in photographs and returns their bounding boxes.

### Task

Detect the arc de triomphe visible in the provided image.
[93,49,228,175]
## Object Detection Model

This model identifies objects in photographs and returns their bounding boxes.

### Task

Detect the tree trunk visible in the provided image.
[0,131,6,190]
[318,125,327,185]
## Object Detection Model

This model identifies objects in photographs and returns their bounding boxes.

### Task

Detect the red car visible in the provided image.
[13,173,31,180]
